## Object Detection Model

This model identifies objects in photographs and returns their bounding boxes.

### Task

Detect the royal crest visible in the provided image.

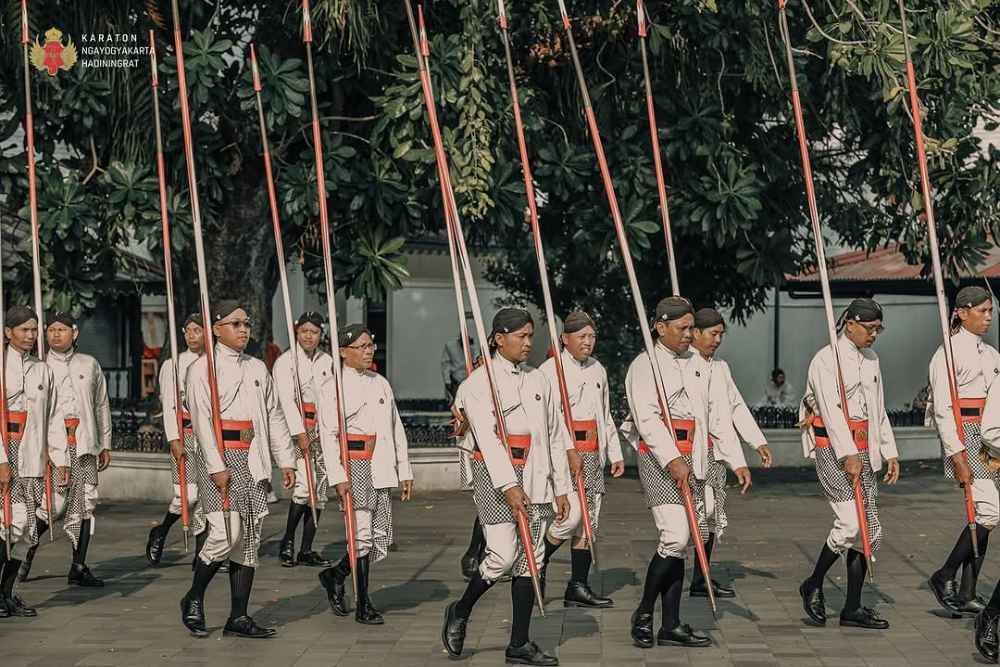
[30,27,77,76]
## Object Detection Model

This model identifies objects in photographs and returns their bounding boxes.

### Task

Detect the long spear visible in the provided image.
[0,211,9,559]
[636,0,680,295]
[20,0,53,542]
[170,0,232,547]
[776,0,874,579]
[555,0,716,615]
[149,31,190,552]
[407,1,545,614]
[300,0,359,605]
[249,44,320,528]
[495,0,598,567]
[896,0,978,558]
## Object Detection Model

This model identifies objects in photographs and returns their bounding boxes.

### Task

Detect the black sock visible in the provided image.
[36,519,49,541]
[301,509,320,553]
[282,502,307,545]
[844,548,867,613]
[1,558,20,597]
[509,576,535,648]
[659,556,685,631]
[637,553,672,615]
[570,547,591,584]
[228,561,255,619]
[194,530,208,558]
[455,570,494,618]
[465,516,484,559]
[543,537,562,565]
[73,519,92,565]
[161,511,181,533]
[940,526,974,580]
[987,580,1000,613]
[959,525,991,600]
[809,543,840,587]
[691,532,716,587]
[188,558,222,599]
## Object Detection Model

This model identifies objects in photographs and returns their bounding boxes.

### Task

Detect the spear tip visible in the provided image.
[302,0,313,43]
[778,0,787,9]
[250,43,261,91]
[21,0,29,45]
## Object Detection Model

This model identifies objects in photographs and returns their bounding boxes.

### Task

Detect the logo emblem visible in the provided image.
[855,428,867,442]
[30,28,77,76]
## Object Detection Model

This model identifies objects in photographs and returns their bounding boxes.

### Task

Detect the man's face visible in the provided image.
[774,372,785,387]
[184,323,204,354]
[46,322,77,353]
[213,308,251,352]
[561,325,596,362]
[655,314,694,354]
[691,324,725,358]
[296,322,322,354]
[845,319,883,349]
[960,301,993,336]
[5,319,38,354]
[495,323,534,364]
[340,332,375,370]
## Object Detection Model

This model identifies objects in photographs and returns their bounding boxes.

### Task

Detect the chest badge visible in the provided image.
[38,384,43,391]
[597,382,602,389]
[254,380,260,387]
[79,374,84,379]
[695,371,701,377]
[379,398,385,404]
[535,393,541,401]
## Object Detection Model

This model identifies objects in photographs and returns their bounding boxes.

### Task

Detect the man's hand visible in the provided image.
[98,450,112,472]
[667,456,690,485]
[883,457,900,485]
[281,467,296,489]
[0,462,10,494]
[734,466,752,494]
[400,479,413,502]
[842,454,862,482]
[57,466,70,487]
[567,449,583,479]
[757,444,773,468]
[951,451,973,488]
[295,432,310,455]
[335,481,350,501]
[503,485,529,515]
[169,439,184,464]
[610,460,625,478]
[211,469,231,496]
[554,494,569,523]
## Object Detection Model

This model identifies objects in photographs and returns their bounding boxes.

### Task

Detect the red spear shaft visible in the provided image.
[556,0,716,615]
[169,0,232,548]
[495,0,598,566]
[300,0,359,605]
[149,31,191,551]
[895,0,977,558]
[776,0,874,579]
[0,205,10,559]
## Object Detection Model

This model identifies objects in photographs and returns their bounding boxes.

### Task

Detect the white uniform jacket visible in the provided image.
[454,354,572,504]
[2,347,68,474]
[272,346,334,437]
[159,349,200,443]
[800,336,898,471]
[317,366,413,489]
[539,350,624,466]
[704,357,746,471]
[187,343,295,481]
[46,349,112,457]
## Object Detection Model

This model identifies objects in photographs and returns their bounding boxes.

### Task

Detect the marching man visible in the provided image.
[539,310,623,609]
[179,301,296,639]
[0,306,68,617]
[973,368,1000,660]
[147,313,207,566]
[442,308,571,666]
[798,298,898,631]
[20,311,111,587]
[274,311,334,568]
[317,324,413,625]
[928,286,1000,617]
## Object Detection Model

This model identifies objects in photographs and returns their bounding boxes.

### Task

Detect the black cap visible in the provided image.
[211,300,245,322]
[45,310,76,328]
[654,296,694,323]
[338,323,371,347]
[294,311,325,331]
[183,312,203,328]
[5,305,37,329]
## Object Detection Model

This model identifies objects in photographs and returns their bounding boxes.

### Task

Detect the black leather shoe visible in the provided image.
[68,563,104,587]
[18,546,37,582]
[839,606,889,630]
[505,641,558,666]
[441,600,468,657]
[976,609,1000,663]
[354,555,383,625]
[180,594,208,637]
[4,594,37,617]
[799,579,826,625]
[278,539,296,567]
[460,553,479,581]
[657,624,711,647]
[318,565,349,616]
[928,571,962,617]
[146,526,167,566]
[690,578,736,599]
[563,581,613,608]
[957,595,987,616]
[296,550,331,567]
[630,610,654,649]
[0,598,10,619]
[223,615,277,638]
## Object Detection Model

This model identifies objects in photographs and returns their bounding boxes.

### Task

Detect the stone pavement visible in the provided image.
[1,461,995,666]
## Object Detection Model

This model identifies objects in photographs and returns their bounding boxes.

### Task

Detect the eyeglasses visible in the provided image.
[852,321,884,334]
[219,319,252,331]
[347,342,377,352]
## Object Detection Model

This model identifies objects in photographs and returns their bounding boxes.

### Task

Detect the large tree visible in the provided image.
[0,0,997,377]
